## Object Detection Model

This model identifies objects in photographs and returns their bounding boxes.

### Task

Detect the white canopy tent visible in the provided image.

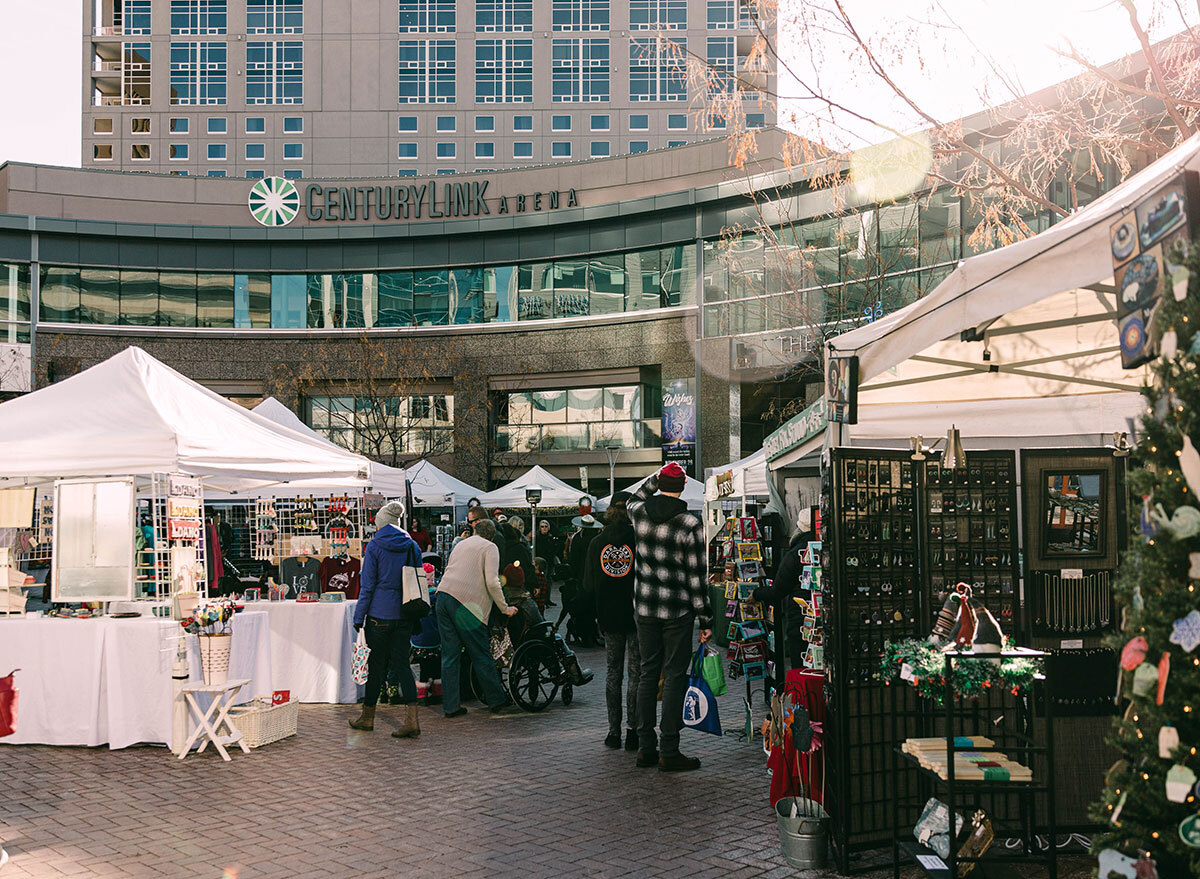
[478,465,586,509]
[404,459,482,509]
[705,447,771,500]
[824,134,1200,426]
[594,472,705,512]
[0,347,370,493]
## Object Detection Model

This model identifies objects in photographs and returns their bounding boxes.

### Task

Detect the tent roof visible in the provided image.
[828,132,1200,386]
[706,448,770,499]
[478,465,585,509]
[594,472,705,512]
[0,347,370,492]
[405,459,482,507]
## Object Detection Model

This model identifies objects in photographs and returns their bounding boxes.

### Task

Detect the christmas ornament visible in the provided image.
[1134,852,1159,879]
[1157,651,1170,705]
[1166,764,1197,802]
[1149,502,1200,539]
[1159,724,1180,759]
[1170,610,1200,653]
[1132,662,1159,697]
[1132,585,1145,613]
[1181,812,1200,848]
[1111,790,1127,824]
[1140,495,1158,537]
[1182,435,1200,496]
[1121,636,1149,670]
[1097,849,1137,879]
[1161,328,1179,360]
[1173,265,1191,302]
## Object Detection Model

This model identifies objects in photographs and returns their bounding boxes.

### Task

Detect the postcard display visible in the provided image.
[822,448,1021,868]
[716,517,772,695]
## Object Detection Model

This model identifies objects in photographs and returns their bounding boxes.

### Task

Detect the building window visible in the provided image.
[283,116,303,132]
[170,0,228,35]
[247,0,304,34]
[170,41,228,105]
[436,142,456,158]
[629,114,648,130]
[398,0,455,32]
[552,38,610,102]
[399,142,418,158]
[496,386,655,453]
[552,0,609,31]
[208,169,227,177]
[170,117,189,133]
[398,39,456,103]
[283,169,303,178]
[667,113,687,130]
[706,36,735,98]
[513,141,533,158]
[246,116,266,132]
[118,0,152,35]
[629,0,686,30]
[171,143,190,159]
[246,169,265,178]
[93,144,113,161]
[551,141,571,157]
[475,142,495,158]
[207,117,227,133]
[746,111,765,128]
[629,140,648,153]
[121,43,151,106]
[475,115,495,131]
[475,39,533,103]
[436,115,456,131]
[667,139,685,147]
[706,0,755,29]
[306,395,454,459]
[208,143,227,160]
[398,169,418,177]
[283,142,303,159]
[130,144,151,160]
[93,118,114,134]
[245,143,265,159]
[590,114,609,130]
[476,0,532,32]
[552,114,572,131]
[398,115,418,131]
[246,40,303,104]
[436,169,456,175]
[130,118,150,133]
[590,141,609,157]
[630,38,685,101]
[513,115,533,131]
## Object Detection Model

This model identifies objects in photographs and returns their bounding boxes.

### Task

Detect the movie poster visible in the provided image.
[661,378,697,477]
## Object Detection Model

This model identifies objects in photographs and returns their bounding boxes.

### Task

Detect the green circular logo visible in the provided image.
[248,176,300,227]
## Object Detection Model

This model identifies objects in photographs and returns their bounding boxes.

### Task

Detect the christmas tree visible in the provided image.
[1090,237,1200,877]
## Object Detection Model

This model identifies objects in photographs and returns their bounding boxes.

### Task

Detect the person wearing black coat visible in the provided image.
[752,508,815,671]
[562,516,603,646]
[585,494,640,751]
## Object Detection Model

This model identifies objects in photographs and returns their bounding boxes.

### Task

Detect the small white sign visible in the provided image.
[900,662,915,682]
[1061,568,1084,580]
[916,854,947,870]
[1061,639,1084,650]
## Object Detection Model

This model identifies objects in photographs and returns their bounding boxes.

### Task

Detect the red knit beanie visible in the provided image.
[659,462,686,493]
[503,562,525,588]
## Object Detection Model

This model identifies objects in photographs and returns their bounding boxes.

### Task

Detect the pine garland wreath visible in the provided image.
[1089,235,1200,877]
[877,637,1040,704]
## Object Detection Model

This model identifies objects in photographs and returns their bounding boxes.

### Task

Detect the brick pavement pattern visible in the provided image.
[0,645,1088,879]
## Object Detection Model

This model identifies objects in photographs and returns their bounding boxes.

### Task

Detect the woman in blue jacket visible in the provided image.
[349,501,425,737]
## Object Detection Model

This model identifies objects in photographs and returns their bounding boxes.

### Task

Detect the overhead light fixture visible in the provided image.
[525,486,543,506]
[1112,432,1131,457]
[909,435,929,462]
[941,425,966,470]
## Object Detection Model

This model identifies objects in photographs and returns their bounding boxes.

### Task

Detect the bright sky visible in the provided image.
[0,0,1193,167]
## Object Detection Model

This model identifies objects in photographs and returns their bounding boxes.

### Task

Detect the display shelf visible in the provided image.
[894,751,1047,792]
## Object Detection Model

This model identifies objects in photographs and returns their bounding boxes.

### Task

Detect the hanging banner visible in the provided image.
[662,378,697,477]
[166,498,201,520]
[167,474,202,500]
[168,519,203,540]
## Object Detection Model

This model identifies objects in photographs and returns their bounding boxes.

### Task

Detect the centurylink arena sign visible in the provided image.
[247,175,579,227]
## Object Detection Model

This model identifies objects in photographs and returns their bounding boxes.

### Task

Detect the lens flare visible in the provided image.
[850,132,932,203]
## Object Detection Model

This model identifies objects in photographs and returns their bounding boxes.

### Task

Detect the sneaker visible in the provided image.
[624,729,639,752]
[444,707,467,718]
[604,733,622,749]
[635,750,660,768]
[659,753,702,772]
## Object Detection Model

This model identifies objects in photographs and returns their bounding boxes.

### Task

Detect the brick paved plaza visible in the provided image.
[0,646,1088,879]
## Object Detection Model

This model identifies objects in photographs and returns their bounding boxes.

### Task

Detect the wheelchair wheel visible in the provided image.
[561,684,573,705]
[508,640,559,712]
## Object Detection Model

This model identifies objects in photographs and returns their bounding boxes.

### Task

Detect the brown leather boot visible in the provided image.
[348,704,376,731]
[392,704,421,738]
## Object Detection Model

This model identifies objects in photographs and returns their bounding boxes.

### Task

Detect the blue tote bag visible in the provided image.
[682,644,722,736]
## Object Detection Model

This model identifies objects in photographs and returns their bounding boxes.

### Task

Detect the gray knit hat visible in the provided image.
[375,501,405,528]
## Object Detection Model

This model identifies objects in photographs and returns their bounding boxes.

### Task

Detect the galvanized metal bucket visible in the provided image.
[775,797,829,870]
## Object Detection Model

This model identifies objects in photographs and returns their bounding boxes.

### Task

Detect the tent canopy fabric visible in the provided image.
[478,465,584,509]
[594,472,705,512]
[706,448,770,500]
[0,347,371,493]
[828,132,1200,387]
[404,459,481,508]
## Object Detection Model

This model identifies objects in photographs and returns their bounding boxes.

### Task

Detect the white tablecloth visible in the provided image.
[107,599,170,616]
[0,611,272,749]
[245,600,362,704]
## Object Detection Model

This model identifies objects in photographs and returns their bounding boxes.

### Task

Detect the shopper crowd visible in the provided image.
[348,462,714,772]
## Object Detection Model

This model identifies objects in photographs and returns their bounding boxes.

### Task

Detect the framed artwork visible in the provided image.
[725,599,739,616]
[740,621,765,640]
[737,542,762,561]
[741,641,766,662]
[826,355,859,424]
[743,660,766,681]
[727,621,742,641]
[739,518,758,540]
[724,581,738,599]
[736,581,756,600]
[243,587,261,601]
[740,600,763,621]
[736,560,762,581]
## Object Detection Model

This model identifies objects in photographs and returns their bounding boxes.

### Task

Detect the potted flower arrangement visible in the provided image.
[181,599,235,685]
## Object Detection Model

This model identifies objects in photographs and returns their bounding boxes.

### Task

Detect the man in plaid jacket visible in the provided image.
[628,462,713,772]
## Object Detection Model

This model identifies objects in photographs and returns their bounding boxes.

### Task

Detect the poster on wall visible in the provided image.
[1110,171,1199,369]
[826,355,859,424]
[661,378,697,477]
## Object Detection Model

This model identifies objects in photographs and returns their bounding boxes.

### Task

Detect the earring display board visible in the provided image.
[243,495,364,566]
[823,448,1022,871]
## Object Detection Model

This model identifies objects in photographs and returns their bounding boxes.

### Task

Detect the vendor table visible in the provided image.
[245,600,363,704]
[0,611,271,749]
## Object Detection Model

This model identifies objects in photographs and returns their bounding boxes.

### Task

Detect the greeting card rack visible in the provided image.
[715,516,773,707]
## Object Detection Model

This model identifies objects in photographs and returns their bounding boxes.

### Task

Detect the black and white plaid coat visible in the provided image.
[626,474,713,628]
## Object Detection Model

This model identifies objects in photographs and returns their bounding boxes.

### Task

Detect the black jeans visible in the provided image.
[364,616,416,707]
[635,614,695,757]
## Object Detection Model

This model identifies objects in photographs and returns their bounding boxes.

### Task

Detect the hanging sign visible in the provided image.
[166,498,201,520]
[167,474,202,500]
[826,355,859,424]
[763,398,827,463]
[168,518,203,540]
[661,378,697,478]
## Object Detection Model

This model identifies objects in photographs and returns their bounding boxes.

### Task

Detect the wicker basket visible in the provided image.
[228,699,298,748]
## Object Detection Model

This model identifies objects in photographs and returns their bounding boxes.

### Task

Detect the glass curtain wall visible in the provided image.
[494,383,660,453]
